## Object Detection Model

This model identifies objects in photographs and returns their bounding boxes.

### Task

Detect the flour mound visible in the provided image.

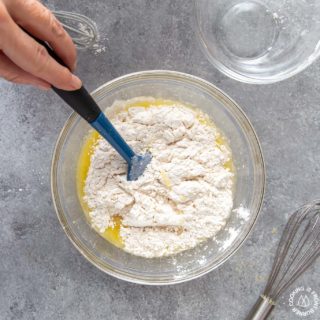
[84,97,234,258]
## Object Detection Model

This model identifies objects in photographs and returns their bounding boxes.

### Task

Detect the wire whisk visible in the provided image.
[246,200,320,320]
[52,11,99,49]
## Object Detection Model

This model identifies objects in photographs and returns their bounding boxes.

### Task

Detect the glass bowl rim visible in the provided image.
[51,70,266,285]
[193,0,320,84]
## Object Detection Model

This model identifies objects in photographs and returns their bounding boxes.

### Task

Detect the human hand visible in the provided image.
[0,0,82,90]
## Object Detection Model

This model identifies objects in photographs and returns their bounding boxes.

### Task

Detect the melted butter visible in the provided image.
[197,114,212,126]
[101,215,124,248]
[77,130,100,215]
[223,159,234,171]
[76,130,124,248]
[215,135,225,146]
[215,134,234,172]
[194,112,234,172]
[77,99,234,248]
[160,170,172,189]
[124,99,177,112]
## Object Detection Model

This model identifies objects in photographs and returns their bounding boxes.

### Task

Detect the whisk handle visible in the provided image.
[245,296,275,320]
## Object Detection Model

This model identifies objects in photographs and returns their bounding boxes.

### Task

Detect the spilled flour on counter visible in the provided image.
[84,97,234,258]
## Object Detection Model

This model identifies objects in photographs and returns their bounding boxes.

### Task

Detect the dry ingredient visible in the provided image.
[82,97,234,258]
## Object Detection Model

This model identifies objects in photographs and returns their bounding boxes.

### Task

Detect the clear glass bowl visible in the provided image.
[195,0,320,84]
[51,71,265,284]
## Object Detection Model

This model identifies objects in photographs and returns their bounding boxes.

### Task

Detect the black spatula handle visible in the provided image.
[53,86,101,123]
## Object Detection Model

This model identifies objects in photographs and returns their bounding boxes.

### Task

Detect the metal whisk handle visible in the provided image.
[246,295,275,320]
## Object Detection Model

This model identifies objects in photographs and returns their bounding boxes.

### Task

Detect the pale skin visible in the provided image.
[0,0,82,90]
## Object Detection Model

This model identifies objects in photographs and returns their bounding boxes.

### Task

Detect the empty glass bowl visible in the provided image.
[195,0,320,83]
[51,71,265,284]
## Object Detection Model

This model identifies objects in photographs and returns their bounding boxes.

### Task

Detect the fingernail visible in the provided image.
[71,74,82,89]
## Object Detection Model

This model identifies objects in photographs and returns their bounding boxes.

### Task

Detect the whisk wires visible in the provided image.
[264,201,320,300]
[52,11,99,49]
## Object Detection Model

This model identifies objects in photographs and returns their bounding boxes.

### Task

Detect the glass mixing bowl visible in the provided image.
[195,0,320,84]
[51,71,265,284]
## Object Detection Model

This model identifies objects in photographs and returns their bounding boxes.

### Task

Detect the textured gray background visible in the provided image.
[0,0,319,319]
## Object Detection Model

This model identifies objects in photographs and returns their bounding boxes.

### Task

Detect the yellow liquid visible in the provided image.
[76,99,234,248]
[124,98,177,111]
[76,130,124,248]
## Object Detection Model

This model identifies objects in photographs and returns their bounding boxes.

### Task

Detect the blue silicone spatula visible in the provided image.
[32,34,151,181]
[54,86,152,181]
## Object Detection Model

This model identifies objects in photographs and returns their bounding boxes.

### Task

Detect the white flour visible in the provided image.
[84,97,234,258]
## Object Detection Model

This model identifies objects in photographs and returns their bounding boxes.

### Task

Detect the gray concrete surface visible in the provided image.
[0,0,319,319]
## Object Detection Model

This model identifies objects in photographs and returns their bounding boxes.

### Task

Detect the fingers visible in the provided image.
[7,0,77,71]
[0,16,82,90]
[0,51,50,89]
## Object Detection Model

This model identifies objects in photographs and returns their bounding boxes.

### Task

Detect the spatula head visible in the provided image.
[127,153,152,181]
